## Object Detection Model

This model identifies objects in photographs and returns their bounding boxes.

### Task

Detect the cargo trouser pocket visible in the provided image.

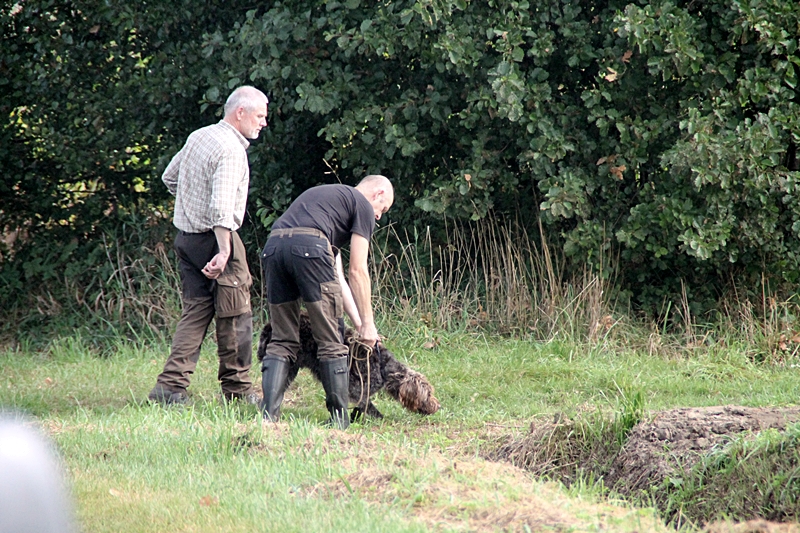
[260,245,276,267]
[319,280,343,320]
[290,244,332,265]
[216,274,252,318]
[216,231,252,318]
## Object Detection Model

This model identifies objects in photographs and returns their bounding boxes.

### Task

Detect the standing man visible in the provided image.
[260,175,393,428]
[148,86,269,405]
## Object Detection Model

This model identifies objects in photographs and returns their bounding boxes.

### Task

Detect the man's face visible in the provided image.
[371,190,394,221]
[238,102,268,139]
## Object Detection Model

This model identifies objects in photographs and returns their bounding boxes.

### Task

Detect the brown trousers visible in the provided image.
[155,230,254,395]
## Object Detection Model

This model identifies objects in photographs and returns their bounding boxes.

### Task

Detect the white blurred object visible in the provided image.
[0,416,78,533]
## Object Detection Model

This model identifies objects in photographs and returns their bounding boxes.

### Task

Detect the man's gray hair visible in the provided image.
[224,86,269,116]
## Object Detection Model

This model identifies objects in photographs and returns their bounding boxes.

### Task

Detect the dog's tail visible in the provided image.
[256,323,272,362]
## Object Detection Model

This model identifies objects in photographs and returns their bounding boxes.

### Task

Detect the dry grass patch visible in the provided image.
[262,426,669,533]
[704,520,800,533]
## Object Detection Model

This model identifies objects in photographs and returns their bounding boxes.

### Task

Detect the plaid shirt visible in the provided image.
[162,120,250,233]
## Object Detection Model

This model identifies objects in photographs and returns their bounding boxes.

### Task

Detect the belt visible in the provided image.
[178,229,215,236]
[269,227,327,240]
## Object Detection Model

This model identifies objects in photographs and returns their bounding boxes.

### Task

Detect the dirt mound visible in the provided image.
[491,405,800,528]
[606,405,800,499]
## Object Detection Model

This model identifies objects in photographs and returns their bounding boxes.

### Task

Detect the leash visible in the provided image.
[347,334,376,407]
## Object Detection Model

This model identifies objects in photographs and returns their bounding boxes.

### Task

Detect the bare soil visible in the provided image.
[605,405,800,499]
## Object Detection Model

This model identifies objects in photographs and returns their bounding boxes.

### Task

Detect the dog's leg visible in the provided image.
[350,407,365,423]
[350,401,384,423]
[364,401,384,419]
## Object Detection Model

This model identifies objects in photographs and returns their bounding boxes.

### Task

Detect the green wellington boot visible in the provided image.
[260,356,290,422]
[319,357,350,430]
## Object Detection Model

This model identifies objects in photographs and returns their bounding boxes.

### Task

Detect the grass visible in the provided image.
[657,422,800,527]
[5,218,800,531]
[3,322,800,532]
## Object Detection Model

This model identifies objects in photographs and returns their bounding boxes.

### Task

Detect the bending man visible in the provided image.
[260,175,393,428]
[149,86,269,405]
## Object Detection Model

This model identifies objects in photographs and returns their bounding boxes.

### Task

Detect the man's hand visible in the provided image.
[202,251,229,279]
[357,321,380,348]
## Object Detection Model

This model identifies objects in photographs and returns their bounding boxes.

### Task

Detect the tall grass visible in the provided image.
[7,213,800,364]
[371,216,613,343]
[1,220,182,350]
[368,215,800,367]
[86,235,182,342]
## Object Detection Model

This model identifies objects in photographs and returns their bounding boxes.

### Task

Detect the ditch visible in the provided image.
[490,405,800,529]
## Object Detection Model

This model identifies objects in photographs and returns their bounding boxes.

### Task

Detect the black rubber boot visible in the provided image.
[319,357,350,430]
[260,356,290,422]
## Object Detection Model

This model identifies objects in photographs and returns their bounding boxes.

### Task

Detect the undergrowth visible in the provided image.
[5,213,800,364]
[1,215,181,350]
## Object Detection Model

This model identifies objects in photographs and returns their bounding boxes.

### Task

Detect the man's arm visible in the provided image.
[201,226,232,280]
[203,144,248,279]
[210,147,247,231]
[336,253,362,329]
[161,149,183,196]
[348,233,378,346]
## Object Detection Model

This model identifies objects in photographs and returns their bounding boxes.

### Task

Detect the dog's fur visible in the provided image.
[257,314,440,421]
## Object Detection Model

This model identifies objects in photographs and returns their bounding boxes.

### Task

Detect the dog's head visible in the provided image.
[376,341,440,416]
[395,368,441,415]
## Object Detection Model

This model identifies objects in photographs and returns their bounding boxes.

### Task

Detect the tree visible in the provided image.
[0,0,252,297]
[2,0,798,322]
[205,0,799,308]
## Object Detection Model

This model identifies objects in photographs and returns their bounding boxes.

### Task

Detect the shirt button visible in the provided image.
[305,253,309,256]
[233,281,238,286]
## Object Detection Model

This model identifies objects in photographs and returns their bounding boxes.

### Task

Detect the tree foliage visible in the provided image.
[0,0,250,294]
[2,0,799,317]
[216,0,799,308]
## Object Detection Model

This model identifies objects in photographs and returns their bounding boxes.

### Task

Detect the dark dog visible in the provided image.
[257,314,440,421]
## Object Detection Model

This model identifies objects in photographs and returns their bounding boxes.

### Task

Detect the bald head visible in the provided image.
[355,175,394,221]
[223,86,269,139]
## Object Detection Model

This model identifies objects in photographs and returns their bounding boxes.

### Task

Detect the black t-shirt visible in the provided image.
[272,184,375,248]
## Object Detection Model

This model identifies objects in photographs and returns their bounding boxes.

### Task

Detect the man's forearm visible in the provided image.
[348,268,374,328]
[337,255,362,328]
[213,226,232,258]
[201,227,233,279]
[348,233,378,344]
